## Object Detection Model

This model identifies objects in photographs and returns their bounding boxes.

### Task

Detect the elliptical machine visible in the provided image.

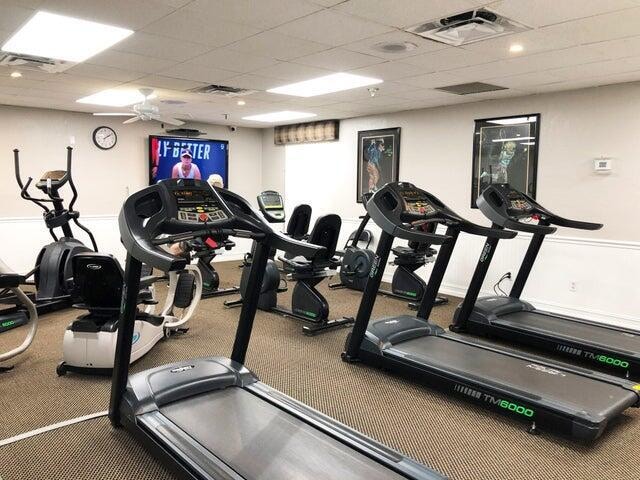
[0,147,97,334]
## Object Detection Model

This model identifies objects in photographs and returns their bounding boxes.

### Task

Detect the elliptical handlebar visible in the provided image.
[66,147,80,213]
[14,149,51,212]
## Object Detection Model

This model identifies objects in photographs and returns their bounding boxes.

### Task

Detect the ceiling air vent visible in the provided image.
[189,84,257,97]
[435,82,507,95]
[0,52,75,73]
[406,8,529,46]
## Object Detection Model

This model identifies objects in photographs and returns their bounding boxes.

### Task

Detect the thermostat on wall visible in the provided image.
[594,157,612,173]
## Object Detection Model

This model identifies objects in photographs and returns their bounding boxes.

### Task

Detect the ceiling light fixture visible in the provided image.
[237,100,246,106]
[10,71,22,78]
[242,111,317,123]
[509,43,524,53]
[77,89,154,107]
[2,11,133,62]
[268,73,382,97]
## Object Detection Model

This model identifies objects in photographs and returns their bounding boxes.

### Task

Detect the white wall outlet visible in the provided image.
[594,157,612,173]
[569,281,577,292]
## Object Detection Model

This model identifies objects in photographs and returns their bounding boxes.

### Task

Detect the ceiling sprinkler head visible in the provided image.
[368,87,379,97]
[222,113,229,120]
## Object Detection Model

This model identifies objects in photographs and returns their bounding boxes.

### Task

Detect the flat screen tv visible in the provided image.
[149,135,229,187]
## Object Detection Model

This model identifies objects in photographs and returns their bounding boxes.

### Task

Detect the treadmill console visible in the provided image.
[173,188,229,223]
[478,184,541,223]
[257,190,286,223]
[397,183,437,218]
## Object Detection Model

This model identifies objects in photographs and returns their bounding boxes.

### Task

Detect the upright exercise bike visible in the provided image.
[0,147,97,334]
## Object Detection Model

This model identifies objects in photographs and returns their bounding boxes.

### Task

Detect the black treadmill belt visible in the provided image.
[159,388,407,480]
[495,311,640,355]
[391,336,636,417]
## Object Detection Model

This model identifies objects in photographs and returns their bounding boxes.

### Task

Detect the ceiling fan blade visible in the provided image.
[123,116,141,124]
[94,112,136,117]
[157,115,185,126]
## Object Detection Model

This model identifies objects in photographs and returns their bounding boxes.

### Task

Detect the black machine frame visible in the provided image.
[452,183,640,378]
[343,182,640,442]
[109,179,445,480]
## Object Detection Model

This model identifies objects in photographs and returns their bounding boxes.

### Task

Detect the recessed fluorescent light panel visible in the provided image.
[2,11,133,62]
[242,111,317,123]
[268,73,382,97]
[77,89,152,107]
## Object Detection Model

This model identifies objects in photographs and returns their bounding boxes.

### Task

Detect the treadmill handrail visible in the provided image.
[503,218,557,235]
[547,215,602,231]
[394,222,450,245]
[459,221,517,239]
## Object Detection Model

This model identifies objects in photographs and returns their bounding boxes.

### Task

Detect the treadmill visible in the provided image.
[109,178,445,480]
[451,183,640,378]
[342,181,640,442]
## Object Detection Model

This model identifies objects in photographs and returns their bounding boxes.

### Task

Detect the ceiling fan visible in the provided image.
[97,88,185,126]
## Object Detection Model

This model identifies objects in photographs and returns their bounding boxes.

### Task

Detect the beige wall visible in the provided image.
[271,81,640,242]
[0,105,263,218]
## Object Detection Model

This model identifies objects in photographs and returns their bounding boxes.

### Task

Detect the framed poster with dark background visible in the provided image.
[471,114,540,208]
[357,127,400,203]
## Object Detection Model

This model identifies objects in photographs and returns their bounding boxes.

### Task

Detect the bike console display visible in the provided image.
[478,184,602,234]
[257,190,285,223]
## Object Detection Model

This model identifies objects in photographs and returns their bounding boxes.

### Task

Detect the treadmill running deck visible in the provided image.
[493,311,640,355]
[156,387,410,480]
[390,335,637,419]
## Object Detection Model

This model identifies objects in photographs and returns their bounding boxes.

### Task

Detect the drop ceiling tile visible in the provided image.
[184,0,322,29]
[588,36,640,60]
[88,51,177,74]
[401,47,500,71]
[191,48,280,74]
[143,9,261,48]
[243,91,291,103]
[333,0,479,28]
[0,4,33,32]
[541,7,640,46]
[292,48,384,70]
[157,62,237,84]
[546,58,640,81]
[484,71,563,88]
[250,62,333,82]
[66,63,145,83]
[461,28,582,59]
[113,33,212,62]
[39,0,177,29]
[393,88,464,101]
[488,0,639,28]
[2,1,44,8]
[222,74,283,91]
[343,30,448,60]
[137,75,208,91]
[348,61,435,81]
[273,10,393,47]
[228,31,331,61]
[394,71,471,88]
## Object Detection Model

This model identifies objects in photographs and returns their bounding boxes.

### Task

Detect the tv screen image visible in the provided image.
[149,136,229,187]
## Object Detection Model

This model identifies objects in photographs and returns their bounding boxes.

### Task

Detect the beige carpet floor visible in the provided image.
[0,261,637,480]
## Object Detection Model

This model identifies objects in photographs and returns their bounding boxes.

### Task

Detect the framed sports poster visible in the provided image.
[357,127,400,202]
[471,114,540,208]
